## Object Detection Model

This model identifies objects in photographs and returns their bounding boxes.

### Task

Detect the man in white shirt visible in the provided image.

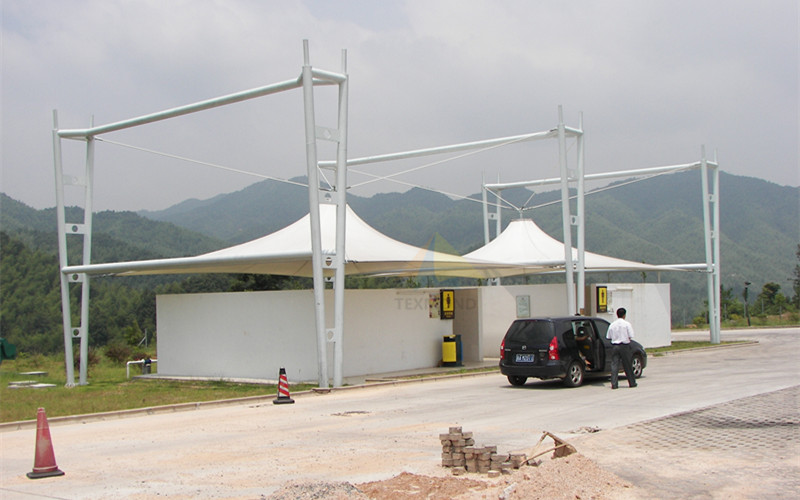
[606,308,637,389]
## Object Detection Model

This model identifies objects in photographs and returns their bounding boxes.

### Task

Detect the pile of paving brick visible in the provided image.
[439,426,527,477]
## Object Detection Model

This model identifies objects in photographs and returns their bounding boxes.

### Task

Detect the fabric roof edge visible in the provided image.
[61,251,314,277]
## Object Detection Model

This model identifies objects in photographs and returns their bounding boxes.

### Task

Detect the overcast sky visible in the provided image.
[2,0,797,212]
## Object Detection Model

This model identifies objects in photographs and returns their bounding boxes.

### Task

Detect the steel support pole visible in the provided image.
[331,49,349,388]
[700,147,718,343]
[575,114,586,314]
[53,111,76,387]
[557,106,576,314]
[712,154,721,343]
[494,174,502,242]
[481,180,490,245]
[301,41,329,387]
[77,131,95,385]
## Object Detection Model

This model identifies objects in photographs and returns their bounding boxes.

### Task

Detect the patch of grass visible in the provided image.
[0,354,314,423]
[646,340,748,356]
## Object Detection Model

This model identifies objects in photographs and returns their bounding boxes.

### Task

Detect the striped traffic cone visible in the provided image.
[27,408,65,479]
[273,367,295,405]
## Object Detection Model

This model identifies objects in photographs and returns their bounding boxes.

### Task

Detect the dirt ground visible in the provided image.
[267,453,638,500]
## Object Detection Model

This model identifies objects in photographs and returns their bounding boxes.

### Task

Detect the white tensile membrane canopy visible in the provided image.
[63,204,510,278]
[459,217,679,276]
[64,206,675,280]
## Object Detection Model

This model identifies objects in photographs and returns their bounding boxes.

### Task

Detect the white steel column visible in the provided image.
[494,174,502,240]
[481,183,502,286]
[331,49,349,388]
[712,155,721,343]
[301,41,329,387]
[700,146,719,343]
[557,106,576,314]
[53,111,76,387]
[575,113,586,314]
[53,112,96,386]
[481,181,490,244]
[77,130,95,385]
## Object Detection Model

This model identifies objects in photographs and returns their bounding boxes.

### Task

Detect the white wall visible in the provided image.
[340,289,453,378]
[157,288,455,383]
[157,290,319,382]
[477,284,570,358]
[592,283,672,348]
[156,282,671,382]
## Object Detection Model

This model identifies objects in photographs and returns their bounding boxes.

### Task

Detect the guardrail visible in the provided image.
[126,359,157,379]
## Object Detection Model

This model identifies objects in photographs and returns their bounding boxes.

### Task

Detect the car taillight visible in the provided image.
[500,338,505,360]
[548,336,559,361]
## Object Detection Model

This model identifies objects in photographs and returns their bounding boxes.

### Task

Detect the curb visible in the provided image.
[649,340,759,356]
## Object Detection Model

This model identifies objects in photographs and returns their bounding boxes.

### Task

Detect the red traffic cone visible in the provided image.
[27,408,65,479]
[273,367,295,405]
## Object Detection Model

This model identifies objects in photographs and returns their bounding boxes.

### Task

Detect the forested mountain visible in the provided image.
[1,194,227,259]
[1,171,798,355]
[1,194,246,354]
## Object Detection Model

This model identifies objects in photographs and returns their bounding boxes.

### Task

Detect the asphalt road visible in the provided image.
[1,327,797,499]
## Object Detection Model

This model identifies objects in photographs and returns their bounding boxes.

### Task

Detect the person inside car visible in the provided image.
[575,326,594,368]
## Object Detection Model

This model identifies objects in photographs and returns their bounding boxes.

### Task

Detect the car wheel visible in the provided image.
[563,361,585,387]
[507,375,527,386]
[632,354,644,378]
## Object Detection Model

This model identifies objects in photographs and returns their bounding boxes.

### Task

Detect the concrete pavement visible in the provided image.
[0,327,797,499]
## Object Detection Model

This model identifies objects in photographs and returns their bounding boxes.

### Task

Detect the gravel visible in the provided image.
[267,453,639,500]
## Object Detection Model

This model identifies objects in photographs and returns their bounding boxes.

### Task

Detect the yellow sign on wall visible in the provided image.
[440,289,455,319]
[597,286,608,313]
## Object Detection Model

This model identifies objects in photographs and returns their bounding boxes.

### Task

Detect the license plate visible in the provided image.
[515,353,535,363]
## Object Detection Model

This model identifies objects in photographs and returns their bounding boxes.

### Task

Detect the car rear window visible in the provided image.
[504,320,555,344]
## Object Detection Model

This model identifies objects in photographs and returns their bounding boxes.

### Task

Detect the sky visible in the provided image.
[1,0,797,212]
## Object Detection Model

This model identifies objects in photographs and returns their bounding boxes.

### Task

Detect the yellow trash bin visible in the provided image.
[442,336,457,366]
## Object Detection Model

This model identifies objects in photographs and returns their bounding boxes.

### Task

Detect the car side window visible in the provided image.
[593,320,609,340]
[559,321,577,349]
[571,321,591,337]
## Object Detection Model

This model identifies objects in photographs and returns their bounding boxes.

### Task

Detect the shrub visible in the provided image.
[73,347,100,370]
[12,351,48,371]
[105,343,133,364]
[131,350,152,361]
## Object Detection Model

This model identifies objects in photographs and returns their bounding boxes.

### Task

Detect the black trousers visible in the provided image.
[610,343,636,388]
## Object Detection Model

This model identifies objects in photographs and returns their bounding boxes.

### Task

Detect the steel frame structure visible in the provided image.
[53,41,348,387]
[482,135,722,343]
[51,42,721,389]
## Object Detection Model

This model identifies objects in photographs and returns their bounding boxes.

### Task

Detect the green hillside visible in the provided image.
[0,194,276,354]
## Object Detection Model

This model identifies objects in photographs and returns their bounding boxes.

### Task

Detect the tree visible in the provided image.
[719,285,743,320]
[0,232,63,353]
[754,282,790,316]
[123,320,144,347]
[229,274,293,292]
[698,285,744,323]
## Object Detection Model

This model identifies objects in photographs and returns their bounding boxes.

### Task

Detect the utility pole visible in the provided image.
[743,281,751,326]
